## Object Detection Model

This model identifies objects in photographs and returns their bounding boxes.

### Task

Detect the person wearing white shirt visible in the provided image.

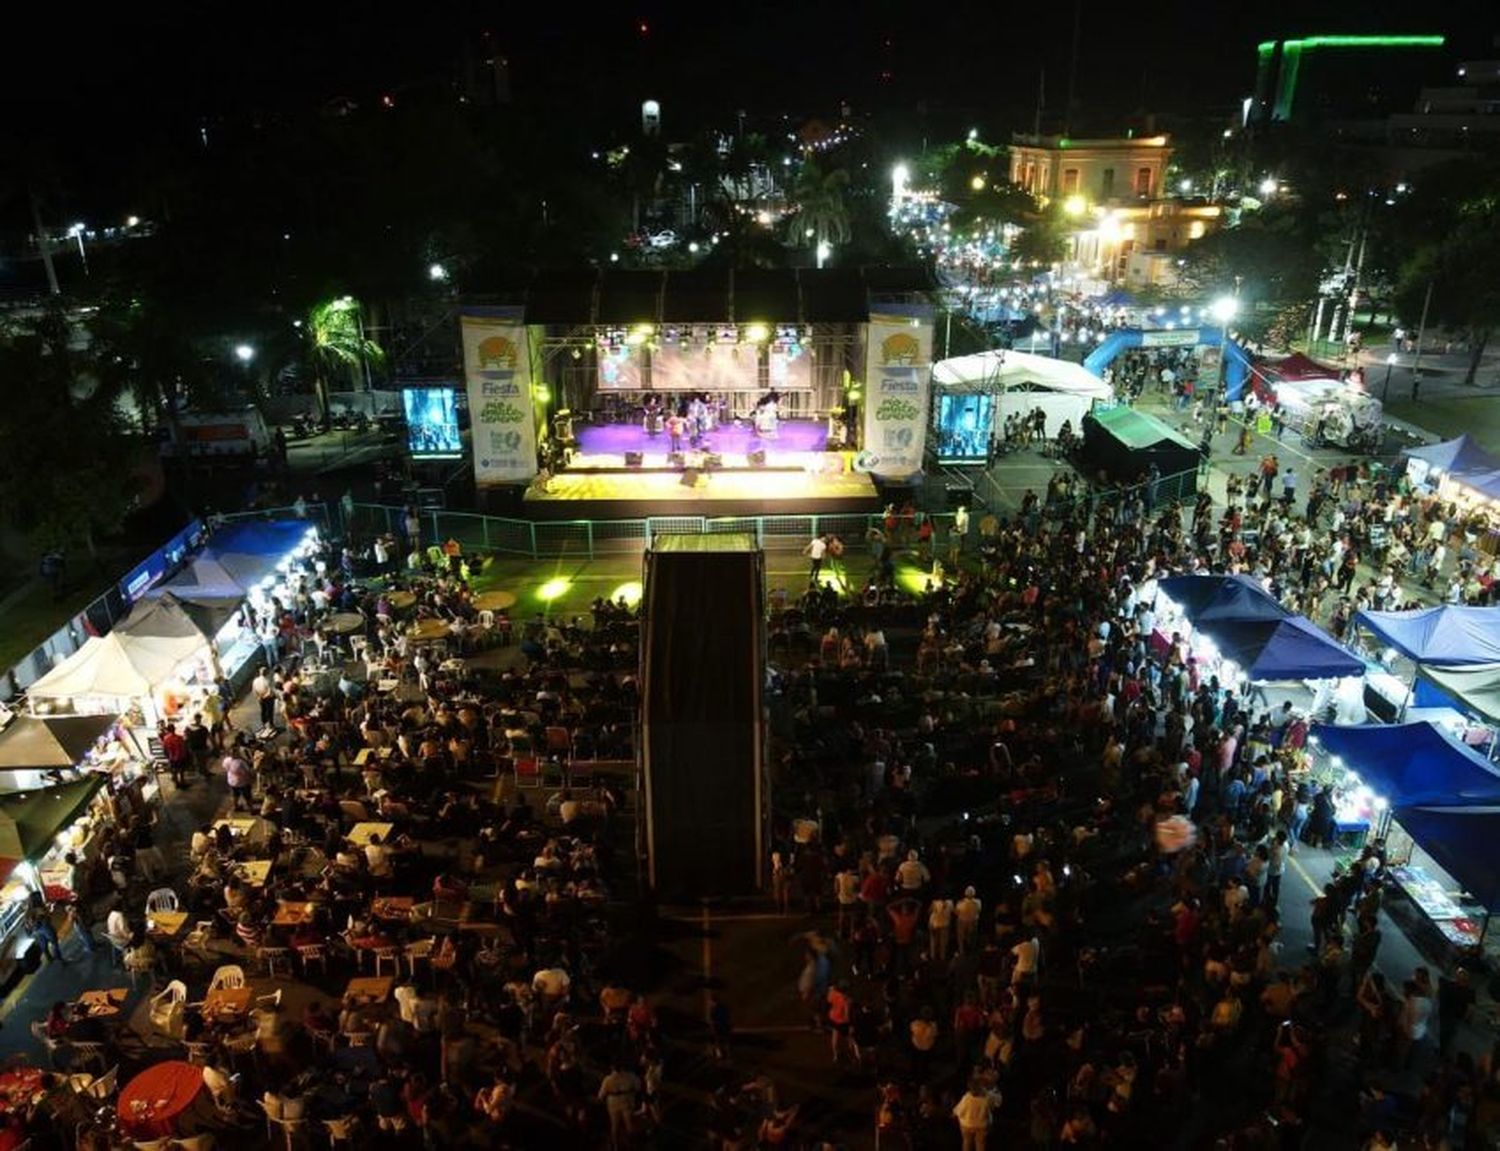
[365,836,393,879]
[953,1081,1001,1150]
[895,851,929,893]
[1011,935,1040,986]
[928,898,954,962]
[955,888,982,953]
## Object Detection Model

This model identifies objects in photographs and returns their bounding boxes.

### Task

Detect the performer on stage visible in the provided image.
[688,394,707,446]
[752,390,781,440]
[643,394,664,437]
[666,410,687,453]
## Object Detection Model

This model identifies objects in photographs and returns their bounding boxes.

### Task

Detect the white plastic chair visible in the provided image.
[145,888,180,914]
[149,981,188,1037]
[209,965,246,991]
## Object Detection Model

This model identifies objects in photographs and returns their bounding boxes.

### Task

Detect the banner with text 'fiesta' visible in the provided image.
[862,310,934,479]
[461,309,538,485]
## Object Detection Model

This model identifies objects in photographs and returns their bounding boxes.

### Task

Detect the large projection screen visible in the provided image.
[650,345,760,392]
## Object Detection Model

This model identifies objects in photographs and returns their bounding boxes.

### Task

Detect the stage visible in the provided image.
[523,417,881,518]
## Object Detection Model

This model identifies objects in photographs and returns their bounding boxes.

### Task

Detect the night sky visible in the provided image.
[5,2,1492,132]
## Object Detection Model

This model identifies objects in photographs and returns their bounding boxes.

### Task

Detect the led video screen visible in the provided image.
[934,393,993,463]
[403,387,462,458]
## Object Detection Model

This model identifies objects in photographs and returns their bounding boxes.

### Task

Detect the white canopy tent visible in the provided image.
[931,349,1113,439]
[26,632,207,715]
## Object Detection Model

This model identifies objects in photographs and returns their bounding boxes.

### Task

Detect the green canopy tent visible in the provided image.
[0,777,107,889]
[1081,406,1201,491]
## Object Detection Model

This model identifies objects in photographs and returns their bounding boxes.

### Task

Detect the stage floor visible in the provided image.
[528,417,878,517]
[570,418,828,469]
[524,467,880,518]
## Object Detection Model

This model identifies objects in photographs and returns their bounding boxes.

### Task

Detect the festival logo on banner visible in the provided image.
[461,311,538,485]
[862,314,933,479]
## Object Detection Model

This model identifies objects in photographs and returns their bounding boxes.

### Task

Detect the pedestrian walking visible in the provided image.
[803,534,827,583]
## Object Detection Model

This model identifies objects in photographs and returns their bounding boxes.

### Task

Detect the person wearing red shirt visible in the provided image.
[887,896,921,978]
[859,868,890,912]
[826,984,854,1063]
[160,724,189,786]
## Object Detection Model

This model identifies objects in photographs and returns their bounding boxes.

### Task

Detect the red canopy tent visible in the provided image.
[1263,352,1339,382]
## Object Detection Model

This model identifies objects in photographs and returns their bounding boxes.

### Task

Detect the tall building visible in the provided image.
[1009,133,1172,203]
[1249,35,1446,125]
[1008,133,1222,287]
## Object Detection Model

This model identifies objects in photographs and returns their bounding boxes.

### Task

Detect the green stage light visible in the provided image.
[538,577,571,602]
[895,562,944,598]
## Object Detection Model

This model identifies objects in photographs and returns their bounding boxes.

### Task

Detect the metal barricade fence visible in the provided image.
[341,504,960,560]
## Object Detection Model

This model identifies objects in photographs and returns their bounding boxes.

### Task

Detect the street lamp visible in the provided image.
[234,344,255,363]
[1211,296,1238,391]
[891,163,909,210]
[1258,177,1278,197]
[428,263,448,282]
[1381,352,1398,401]
[66,222,89,275]
[816,240,832,269]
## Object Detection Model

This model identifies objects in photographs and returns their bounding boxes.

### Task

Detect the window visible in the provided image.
[1023,162,1036,191]
[1062,168,1080,194]
[1135,167,1153,197]
[1101,168,1116,197]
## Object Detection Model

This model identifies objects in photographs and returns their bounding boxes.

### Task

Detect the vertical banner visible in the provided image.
[862,310,933,479]
[460,308,538,485]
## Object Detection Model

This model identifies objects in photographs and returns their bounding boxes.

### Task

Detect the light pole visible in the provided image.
[1211,295,1238,392]
[66,223,89,276]
[1381,352,1397,401]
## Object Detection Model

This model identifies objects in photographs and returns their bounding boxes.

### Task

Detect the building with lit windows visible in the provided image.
[1008,134,1223,287]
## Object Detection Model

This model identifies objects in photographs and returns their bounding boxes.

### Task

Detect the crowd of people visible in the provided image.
[750,454,1497,1147]
[10,423,1500,1149]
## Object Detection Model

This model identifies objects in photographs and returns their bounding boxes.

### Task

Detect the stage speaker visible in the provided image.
[667,451,685,468]
[643,539,766,899]
[748,448,767,467]
[625,451,644,468]
[705,452,724,470]
[679,467,700,487]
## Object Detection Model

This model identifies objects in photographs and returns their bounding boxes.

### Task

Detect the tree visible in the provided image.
[86,294,222,433]
[1395,193,1500,385]
[0,316,142,563]
[306,297,385,418]
[785,162,850,260]
[1174,203,1323,307]
[1010,205,1072,267]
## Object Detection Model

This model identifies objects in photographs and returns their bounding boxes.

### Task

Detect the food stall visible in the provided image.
[1310,721,1500,958]
[0,777,110,982]
[1152,575,1365,718]
[1353,604,1500,722]
[148,521,321,686]
[1402,435,1500,553]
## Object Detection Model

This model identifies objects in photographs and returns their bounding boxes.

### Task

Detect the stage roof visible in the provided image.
[478,267,932,326]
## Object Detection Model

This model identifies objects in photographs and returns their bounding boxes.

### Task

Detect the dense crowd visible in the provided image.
[750,462,1492,1148]
[12,444,1500,1149]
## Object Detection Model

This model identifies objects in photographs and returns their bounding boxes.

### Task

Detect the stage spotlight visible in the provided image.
[610,581,643,607]
[744,322,770,343]
[538,577,571,602]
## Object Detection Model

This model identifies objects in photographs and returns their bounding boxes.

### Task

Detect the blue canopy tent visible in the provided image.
[1402,434,1500,481]
[208,520,314,558]
[1311,721,1500,807]
[1157,574,1290,624]
[1355,605,1500,667]
[1200,616,1365,682]
[1387,805,1500,913]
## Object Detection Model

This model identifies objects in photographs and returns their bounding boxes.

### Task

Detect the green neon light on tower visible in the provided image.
[1270,34,1444,122]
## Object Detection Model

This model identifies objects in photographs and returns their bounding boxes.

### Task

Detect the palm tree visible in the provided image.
[786,162,850,266]
[307,296,385,419]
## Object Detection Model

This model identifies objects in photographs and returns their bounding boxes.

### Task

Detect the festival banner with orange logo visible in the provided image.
[460,308,538,485]
[861,311,933,479]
